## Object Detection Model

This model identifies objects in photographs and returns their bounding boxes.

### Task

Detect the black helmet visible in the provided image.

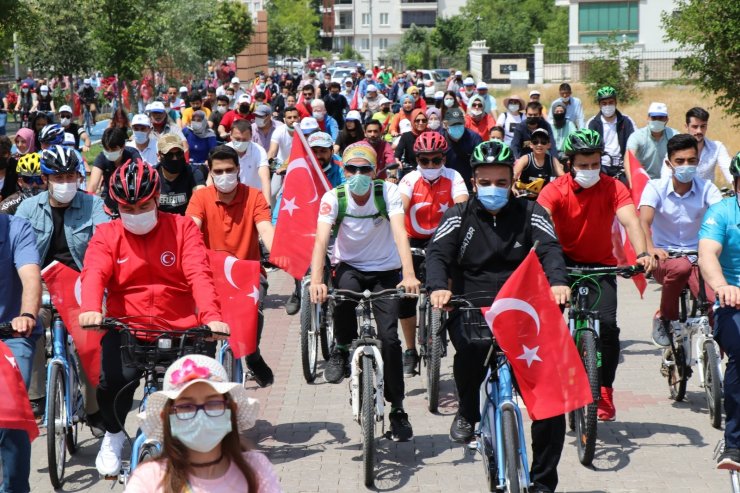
[40,145,80,175]
[470,140,515,169]
[563,129,604,156]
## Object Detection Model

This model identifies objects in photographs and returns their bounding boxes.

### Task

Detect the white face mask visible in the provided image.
[217,105,227,114]
[169,409,233,453]
[191,121,205,132]
[60,117,71,127]
[601,105,616,118]
[444,98,455,108]
[231,140,249,153]
[213,171,238,193]
[103,149,123,161]
[507,104,520,113]
[120,209,158,235]
[470,109,483,117]
[648,120,667,133]
[133,131,149,144]
[562,96,571,103]
[420,166,444,181]
[50,181,77,204]
[312,111,325,120]
[428,119,441,130]
[255,117,266,128]
[574,169,601,189]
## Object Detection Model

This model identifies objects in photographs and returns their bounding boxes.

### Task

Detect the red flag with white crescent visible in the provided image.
[42,261,104,387]
[269,130,332,279]
[207,251,260,359]
[0,340,39,441]
[349,88,360,111]
[483,251,592,420]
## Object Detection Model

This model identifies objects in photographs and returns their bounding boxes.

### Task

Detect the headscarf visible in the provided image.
[400,94,415,114]
[190,110,215,139]
[425,107,441,121]
[15,128,36,154]
[410,109,426,136]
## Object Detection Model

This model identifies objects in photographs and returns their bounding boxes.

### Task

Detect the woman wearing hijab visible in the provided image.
[183,110,218,165]
[394,108,428,170]
[13,127,36,157]
[464,94,496,140]
[425,107,443,133]
[389,94,416,137]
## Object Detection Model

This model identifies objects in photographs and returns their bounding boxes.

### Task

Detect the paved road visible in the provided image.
[23,271,729,492]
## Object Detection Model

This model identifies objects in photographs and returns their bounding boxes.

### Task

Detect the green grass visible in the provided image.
[83,143,102,164]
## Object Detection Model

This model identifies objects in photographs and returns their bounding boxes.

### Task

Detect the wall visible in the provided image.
[236,10,268,81]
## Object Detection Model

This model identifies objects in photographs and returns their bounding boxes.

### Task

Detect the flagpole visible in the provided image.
[293,129,332,191]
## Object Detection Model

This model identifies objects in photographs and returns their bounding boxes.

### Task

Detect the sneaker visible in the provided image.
[597,386,616,421]
[529,483,554,493]
[86,411,106,438]
[652,317,672,347]
[389,409,413,442]
[449,412,474,443]
[95,431,126,476]
[717,448,740,471]
[403,348,419,378]
[285,292,300,316]
[247,355,274,388]
[30,397,45,419]
[324,348,349,383]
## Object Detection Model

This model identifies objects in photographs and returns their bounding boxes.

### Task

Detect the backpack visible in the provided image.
[333,179,388,235]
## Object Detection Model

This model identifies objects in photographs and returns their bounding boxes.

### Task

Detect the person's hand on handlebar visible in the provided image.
[79,311,103,329]
[649,247,669,262]
[11,315,35,337]
[636,254,656,275]
[716,285,740,309]
[551,285,571,306]
[206,320,230,340]
[430,289,452,309]
[310,282,328,304]
[397,275,420,295]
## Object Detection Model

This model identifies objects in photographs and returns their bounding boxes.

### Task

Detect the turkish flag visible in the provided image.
[349,88,360,111]
[42,261,104,387]
[483,251,593,421]
[0,340,39,441]
[207,250,261,359]
[270,130,332,279]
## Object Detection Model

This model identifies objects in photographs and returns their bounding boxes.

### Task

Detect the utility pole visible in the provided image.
[13,32,19,79]
[475,16,482,41]
[368,1,374,67]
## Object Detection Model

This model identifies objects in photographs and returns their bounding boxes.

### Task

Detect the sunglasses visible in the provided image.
[345,164,374,174]
[21,175,44,185]
[418,156,444,165]
[531,139,549,146]
[471,103,484,108]
[414,118,428,123]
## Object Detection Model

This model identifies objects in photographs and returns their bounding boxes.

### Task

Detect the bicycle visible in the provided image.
[566,264,643,466]
[446,297,531,493]
[659,250,723,428]
[325,287,412,487]
[83,317,225,485]
[299,262,334,383]
[715,440,740,492]
[82,103,94,137]
[217,339,243,384]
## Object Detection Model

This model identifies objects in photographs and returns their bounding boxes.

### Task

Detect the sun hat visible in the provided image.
[343,142,377,168]
[503,95,525,108]
[307,131,333,148]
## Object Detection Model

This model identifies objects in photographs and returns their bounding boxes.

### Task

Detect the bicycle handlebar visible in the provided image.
[328,287,415,301]
[82,317,228,339]
[567,265,645,279]
[409,247,426,258]
[666,250,698,258]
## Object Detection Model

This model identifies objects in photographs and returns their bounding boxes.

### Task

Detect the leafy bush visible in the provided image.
[583,35,638,103]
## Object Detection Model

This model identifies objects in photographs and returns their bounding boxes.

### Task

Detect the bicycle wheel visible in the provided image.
[501,407,522,493]
[704,342,723,429]
[666,344,688,401]
[319,300,334,361]
[361,354,375,487]
[137,442,159,465]
[47,364,67,488]
[426,308,442,413]
[221,345,240,383]
[300,284,318,382]
[574,330,598,466]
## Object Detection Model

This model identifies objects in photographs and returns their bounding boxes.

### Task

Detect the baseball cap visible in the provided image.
[83,78,91,85]
[455,70,463,76]
[345,110,362,122]
[58,105,73,114]
[434,91,444,100]
[148,101,166,113]
[300,117,319,134]
[231,77,240,84]
[307,132,333,148]
[178,86,188,93]
[648,102,668,117]
[158,134,184,154]
[444,107,465,126]
[464,77,475,86]
[131,114,151,127]
[529,90,541,97]
[254,104,271,117]
[237,94,251,104]
[531,128,550,140]
[476,81,488,90]
[367,84,377,93]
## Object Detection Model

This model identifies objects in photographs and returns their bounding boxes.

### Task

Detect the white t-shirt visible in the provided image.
[228,141,268,189]
[270,125,294,164]
[602,116,620,159]
[318,181,404,271]
[126,136,159,168]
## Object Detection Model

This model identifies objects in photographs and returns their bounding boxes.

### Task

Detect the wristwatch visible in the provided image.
[20,312,36,321]
[636,252,650,259]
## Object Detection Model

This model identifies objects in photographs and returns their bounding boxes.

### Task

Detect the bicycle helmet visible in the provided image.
[470,140,514,168]
[596,86,617,101]
[40,145,80,175]
[38,124,65,145]
[16,152,41,176]
[413,131,449,154]
[109,158,160,205]
[563,129,604,156]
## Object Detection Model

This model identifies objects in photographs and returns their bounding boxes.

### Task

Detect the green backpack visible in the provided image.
[333,179,388,235]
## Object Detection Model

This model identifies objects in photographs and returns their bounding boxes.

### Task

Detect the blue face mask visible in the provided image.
[447,125,465,141]
[347,173,372,195]
[477,185,509,211]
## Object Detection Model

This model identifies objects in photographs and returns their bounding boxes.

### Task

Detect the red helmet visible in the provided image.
[21,82,29,89]
[414,131,449,154]
[109,158,160,205]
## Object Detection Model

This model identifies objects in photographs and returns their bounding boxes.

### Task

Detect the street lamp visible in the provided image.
[475,16,482,41]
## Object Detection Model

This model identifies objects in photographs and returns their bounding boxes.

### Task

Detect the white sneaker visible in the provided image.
[95,431,125,476]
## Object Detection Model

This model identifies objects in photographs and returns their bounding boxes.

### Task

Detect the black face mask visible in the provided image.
[526,116,540,125]
[239,103,249,113]
[553,113,566,123]
[162,157,186,174]
[381,107,390,114]
[0,157,9,170]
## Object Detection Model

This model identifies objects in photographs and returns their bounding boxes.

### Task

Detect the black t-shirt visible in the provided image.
[93,148,142,213]
[65,122,85,148]
[157,165,206,215]
[43,205,77,271]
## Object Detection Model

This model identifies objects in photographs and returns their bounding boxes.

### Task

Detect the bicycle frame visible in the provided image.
[217,340,244,384]
[349,298,384,423]
[127,369,161,475]
[568,280,601,364]
[43,316,83,431]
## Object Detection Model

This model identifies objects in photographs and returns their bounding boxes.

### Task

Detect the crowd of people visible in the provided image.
[0,59,738,493]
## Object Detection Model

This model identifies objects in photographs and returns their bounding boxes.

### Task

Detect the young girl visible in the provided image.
[512,128,564,199]
[125,355,282,492]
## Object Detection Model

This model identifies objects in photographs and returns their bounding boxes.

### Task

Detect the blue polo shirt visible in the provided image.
[0,214,41,333]
[699,197,740,288]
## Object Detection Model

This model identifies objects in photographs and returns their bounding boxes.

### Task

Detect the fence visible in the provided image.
[543,49,689,83]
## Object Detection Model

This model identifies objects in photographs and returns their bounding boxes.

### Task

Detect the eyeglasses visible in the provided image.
[21,175,43,185]
[169,400,228,420]
[418,156,444,165]
[345,164,374,174]
[414,118,428,124]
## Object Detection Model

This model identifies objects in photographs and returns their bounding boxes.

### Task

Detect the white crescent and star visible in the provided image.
[223,256,240,290]
[4,354,17,369]
[409,202,437,236]
[285,157,319,204]
[484,297,543,367]
[248,286,260,304]
[282,196,299,216]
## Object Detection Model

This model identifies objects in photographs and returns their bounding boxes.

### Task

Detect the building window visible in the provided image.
[362,13,371,26]
[361,38,370,50]
[578,1,638,44]
[379,38,388,50]
[380,13,389,26]
[401,10,436,28]
[337,11,352,30]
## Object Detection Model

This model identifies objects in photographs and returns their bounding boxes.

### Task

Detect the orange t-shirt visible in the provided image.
[185,184,271,261]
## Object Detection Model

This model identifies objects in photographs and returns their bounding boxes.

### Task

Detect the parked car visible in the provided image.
[419,70,446,96]
[307,57,326,71]
[333,60,365,72]
[331,68,352,84]
[434,69,451,81]
[276,57,304,74]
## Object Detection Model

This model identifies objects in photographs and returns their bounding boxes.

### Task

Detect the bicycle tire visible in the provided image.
[667,344,688,401]
[704,342,723,429]
[300,284,318,383]
[501,407,522,493]
[137,442,159,465]
[221,345,240,383]
[575,330,598,466]
[319,300,334,361]
[67,349,84,454]
[427,308,442,413]
[47,364,67,489]
[361,354,375,488]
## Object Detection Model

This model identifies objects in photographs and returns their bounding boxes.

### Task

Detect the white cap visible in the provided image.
[379,65,385,69]
[464,77,475,86]
[378,96,391,105]
[321,64,326,69]
[367,85,377,93]
[144,103,153,112]
[399,119,412,134]
[40,85,49,92]
[455,71,463,76]
[83,78,91,84]
[434,91,444,99]
[237,94,251,104]
[231,77,240,84]
[179,86,188,93]
[59,105,73,114]
[346,110,362,121]
[529,90,541,96]
[648,102,668,117]
[148,101,166,113]
[476,81,488,90]
[131,114,151,127]
[300,117,319,133]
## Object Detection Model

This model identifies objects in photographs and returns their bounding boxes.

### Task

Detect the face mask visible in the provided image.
[526,116,540,125]
[420,166,444,181]
[672,164,697,184]
[239,103,249,113]
[428,120,441,130]
[649,120,667,132]
[162,157,185,174]
[255,117,266,128]
[217,105,227,114]
[477,185,509,212]
[169,409,233,453]
[444,98,455,108]
[41,91,48,96]
[60,117,71,127]
[22,88,28,94]
[601,105,616,118]
[507,104,519,113]
[133,131,149,144]
[381,107,390,114]
[574,169,601,189]
[470,109,483,117]
[562,96,571,103]
[213,171,238,193]
[447,125,465,141]
[312,111,325,121]
[553,112,566,123]
[231,140,249,153]
[50,181,77,204]
[347,173,372,195]
[103,149,122,161]
[120,209,158,235]
[191,121,205,133]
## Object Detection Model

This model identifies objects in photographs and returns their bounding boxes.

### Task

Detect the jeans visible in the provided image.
[0,335,38,493]
[715,306,740,448]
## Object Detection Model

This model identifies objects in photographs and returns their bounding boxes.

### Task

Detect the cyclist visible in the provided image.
[510,101,557,160]
[0,135,17,200]
[639,134,722,346]
[148,101,188,151]
[156,135,206,215]
[58,105,92,152]
[512,128,564,199]
[34,85,55,118]
[0,153,45,215]
[14,82,35,126]
[126,114,158,167]
[38,123,65,151]
[537,129,655,422]
[425,140,569,493]
[586,86,636,182]
[78,158,230,476]
[398,131,468,376]
[77,78,97,127]
[309,142,420,442]
[87,127,142,216]
[699,151,740,470]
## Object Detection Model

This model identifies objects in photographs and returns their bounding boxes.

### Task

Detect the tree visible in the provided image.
[266,0,319,57]
[432,16,468,56]
[583,36,638,103]
[663,1,740,124]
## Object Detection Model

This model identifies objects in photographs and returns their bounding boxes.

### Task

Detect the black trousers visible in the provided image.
[580,273,620,387]
[333,263,405,408]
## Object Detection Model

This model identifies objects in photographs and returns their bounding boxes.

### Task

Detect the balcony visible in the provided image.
[334,0,353,8]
